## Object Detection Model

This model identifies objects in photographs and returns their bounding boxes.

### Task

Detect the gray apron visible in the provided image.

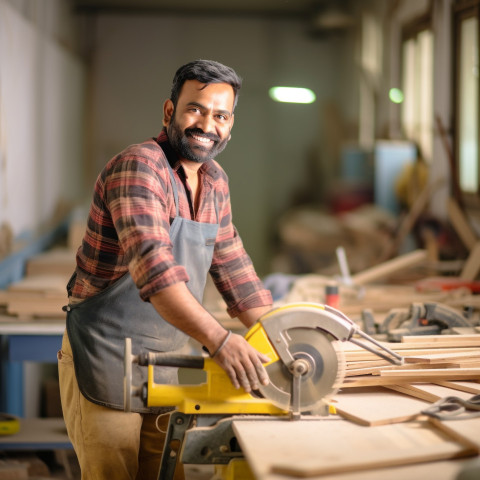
[65,159,219,413]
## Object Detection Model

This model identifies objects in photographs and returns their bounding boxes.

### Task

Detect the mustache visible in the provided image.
[185,128,220,143]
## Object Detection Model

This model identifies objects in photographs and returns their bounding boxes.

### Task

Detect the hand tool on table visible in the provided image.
[124,302,403,480]
[421,394,480,420]
[363,302,476,342]
[0,413,20,435]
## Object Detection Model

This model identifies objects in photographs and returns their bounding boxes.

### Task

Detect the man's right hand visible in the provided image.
[211,332,270,393]
[150,283,271,393]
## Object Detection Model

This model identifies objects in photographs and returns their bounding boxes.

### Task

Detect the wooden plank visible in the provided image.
[378,368,480,378]
[346,362,459,377]
[433,381,480,395]
[401,335,480,345]
[345,347,480,363]
[386,384,474,403]
[332,387,429,425]
[7,274,68,293]
[429,417,480,451]
[447,198,478,250]
[386,384,438,402]
[347,359,392,369]
[350,250,428,285]
[233,419,476,479]
[405,351,480,364]
[25,248,75,276]
[342,371,480,388]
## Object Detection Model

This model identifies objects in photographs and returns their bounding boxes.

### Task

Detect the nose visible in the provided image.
[196,113,217,134]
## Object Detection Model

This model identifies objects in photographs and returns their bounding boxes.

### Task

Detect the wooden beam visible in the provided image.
[460,241,480,281]
[447,198,478,250]
[351,250,427,285]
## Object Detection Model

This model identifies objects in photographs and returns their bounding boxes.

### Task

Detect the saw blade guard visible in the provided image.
[245,303,350,413]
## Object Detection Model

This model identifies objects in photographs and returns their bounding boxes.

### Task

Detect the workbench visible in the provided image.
[231,415,480,480]
[0,317,65,416]
[0,418,71,451]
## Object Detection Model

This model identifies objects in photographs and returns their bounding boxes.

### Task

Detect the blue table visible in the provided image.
[0,320,65,417]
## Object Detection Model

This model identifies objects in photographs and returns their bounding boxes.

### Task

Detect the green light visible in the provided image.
[389,88,404,104]
[269,87,316,104]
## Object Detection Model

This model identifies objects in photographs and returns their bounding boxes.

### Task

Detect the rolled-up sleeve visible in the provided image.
[105,154,189,300]
[209,181,272,318]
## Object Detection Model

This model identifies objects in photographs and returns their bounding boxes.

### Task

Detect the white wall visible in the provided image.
[88,13,353,274]
[0,0,87,238]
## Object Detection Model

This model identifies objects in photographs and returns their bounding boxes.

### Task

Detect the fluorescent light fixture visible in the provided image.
[269,87,316,104]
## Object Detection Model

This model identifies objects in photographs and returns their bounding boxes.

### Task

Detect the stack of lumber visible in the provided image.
[0,248,73,319]
[341,334,480,387]
[333,334,480,432]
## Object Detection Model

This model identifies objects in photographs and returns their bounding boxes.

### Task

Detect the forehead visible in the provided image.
[178,80,235,111]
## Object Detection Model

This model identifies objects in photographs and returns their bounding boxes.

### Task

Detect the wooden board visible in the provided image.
[378,368,480,379]
[433,381,480,395]
[386,384,475,403]
[233,418,476,479]
[350,250,427,285]
[460,241,480,281]
[429,417,480,451]
[447,198,478,250]
[332,387,429,425]
[400,335,480,345]
[25,248,76,276]
[405,351,480,364]
[342,371,480,388]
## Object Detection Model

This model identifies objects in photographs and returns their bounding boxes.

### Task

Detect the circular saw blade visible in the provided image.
[259,328,345,412]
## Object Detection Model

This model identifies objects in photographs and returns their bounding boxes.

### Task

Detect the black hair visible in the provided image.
[170,59,242,110]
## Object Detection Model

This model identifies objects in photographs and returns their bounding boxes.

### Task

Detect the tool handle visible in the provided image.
[421,302,471,327]
[350,330,404,365]
[137,352,205,369]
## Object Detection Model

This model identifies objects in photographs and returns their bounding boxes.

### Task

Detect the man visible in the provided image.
[58,59,273,479]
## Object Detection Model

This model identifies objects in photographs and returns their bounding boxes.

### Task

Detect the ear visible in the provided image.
[163,99,174,127]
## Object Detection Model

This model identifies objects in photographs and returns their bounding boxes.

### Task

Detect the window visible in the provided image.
[359,12,382,150]
[455,1,480,200]
[401,16,434,162]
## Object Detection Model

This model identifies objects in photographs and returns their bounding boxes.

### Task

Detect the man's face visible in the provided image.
[163,80,235,163]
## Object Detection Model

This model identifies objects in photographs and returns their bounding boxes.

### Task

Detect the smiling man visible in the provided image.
[58,60,273,480]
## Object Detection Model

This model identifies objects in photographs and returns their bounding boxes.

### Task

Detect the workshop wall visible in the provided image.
[0,0,87,239]
[87,14,355,275]
[0,0,465,277]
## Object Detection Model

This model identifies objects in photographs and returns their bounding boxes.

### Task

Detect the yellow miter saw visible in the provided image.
[124,302,402,479]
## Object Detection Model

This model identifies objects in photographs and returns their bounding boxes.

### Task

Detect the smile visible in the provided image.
[191,134,214,145]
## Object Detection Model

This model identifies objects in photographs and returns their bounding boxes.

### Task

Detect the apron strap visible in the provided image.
[165,161,180,217]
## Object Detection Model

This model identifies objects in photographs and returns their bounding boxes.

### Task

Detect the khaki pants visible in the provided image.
[58,331,185,480]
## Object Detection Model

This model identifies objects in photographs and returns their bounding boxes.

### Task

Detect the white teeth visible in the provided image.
[192,134,212,144]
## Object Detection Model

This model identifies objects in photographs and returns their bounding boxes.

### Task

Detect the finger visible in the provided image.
[236,369,252,393]
[258,352,271,364]
[226,366,240,390]
[244,364,260,391]
[254,361,269,386]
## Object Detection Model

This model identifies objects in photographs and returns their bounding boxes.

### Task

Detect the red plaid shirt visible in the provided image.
[69,130,272,317]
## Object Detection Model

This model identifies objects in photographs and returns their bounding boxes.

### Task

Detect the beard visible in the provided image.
[167,112,230,163]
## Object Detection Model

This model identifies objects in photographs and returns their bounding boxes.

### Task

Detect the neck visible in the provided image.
[181,160,201,174]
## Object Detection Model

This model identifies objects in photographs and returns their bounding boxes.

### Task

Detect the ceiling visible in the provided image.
[72,0,353,24]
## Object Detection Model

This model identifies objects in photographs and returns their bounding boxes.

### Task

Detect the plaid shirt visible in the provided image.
[69,130,272,317]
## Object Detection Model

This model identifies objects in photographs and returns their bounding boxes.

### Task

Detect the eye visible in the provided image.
[216,114,229,122]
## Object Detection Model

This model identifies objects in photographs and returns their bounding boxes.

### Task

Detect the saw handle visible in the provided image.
[136,352,205,369]
[350,330,404,366]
